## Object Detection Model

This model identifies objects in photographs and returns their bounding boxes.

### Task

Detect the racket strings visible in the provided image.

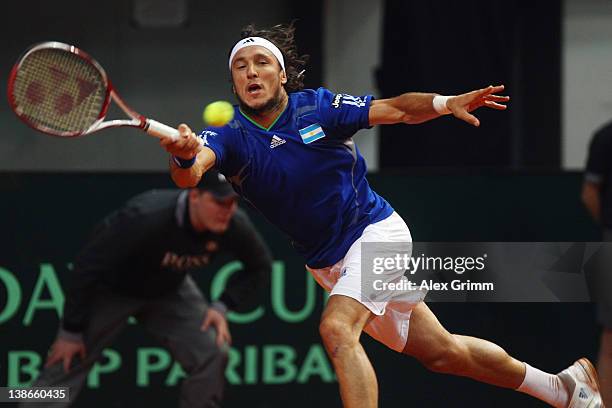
[11,49,107,134]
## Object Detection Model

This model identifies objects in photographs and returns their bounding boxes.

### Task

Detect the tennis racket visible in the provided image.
[7,41,179,140]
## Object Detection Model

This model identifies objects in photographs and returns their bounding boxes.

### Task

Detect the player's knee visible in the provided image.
[420,337,468,375]
[319,316,359,355]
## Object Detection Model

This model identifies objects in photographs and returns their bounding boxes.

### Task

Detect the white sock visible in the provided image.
[517,363,569,408]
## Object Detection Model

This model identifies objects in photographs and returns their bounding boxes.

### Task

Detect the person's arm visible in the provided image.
[54,202,159,371]
[217,211,273,311]
[583,126,612,223]
[582,181,602,222]
[199,211,271,347]
[161,124,217,188]
[62,211,146,335]
[369,85,509,127]
[51,211,144,372]
[61,221,114,337]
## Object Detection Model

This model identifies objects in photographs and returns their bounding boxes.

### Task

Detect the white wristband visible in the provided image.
[433,95,453,115]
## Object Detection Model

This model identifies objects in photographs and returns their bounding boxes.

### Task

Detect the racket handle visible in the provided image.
[145,119,180,141]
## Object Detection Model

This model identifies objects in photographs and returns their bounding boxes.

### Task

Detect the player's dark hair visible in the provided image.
[238,22,309,92]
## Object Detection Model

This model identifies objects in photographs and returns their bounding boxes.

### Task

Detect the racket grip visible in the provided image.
[145,119,180,141]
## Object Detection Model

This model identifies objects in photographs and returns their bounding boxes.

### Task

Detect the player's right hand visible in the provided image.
[45,338,87,373]
[160,123,203,159]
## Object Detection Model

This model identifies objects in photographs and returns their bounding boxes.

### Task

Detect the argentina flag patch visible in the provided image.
[299,123,326,144]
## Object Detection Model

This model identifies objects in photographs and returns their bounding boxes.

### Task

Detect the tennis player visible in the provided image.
[161,23,604,408]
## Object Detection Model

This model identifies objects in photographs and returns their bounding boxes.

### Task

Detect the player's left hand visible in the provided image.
[201,308,232,347]
[447,85,509,127]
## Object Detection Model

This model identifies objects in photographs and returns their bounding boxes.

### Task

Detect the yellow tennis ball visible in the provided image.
[203,100,234,127]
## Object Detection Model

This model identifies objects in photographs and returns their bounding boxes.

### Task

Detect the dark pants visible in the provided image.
[20,276,227,408]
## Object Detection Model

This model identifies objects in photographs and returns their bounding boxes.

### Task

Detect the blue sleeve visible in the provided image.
[316,87,373,138]
[198,127,232,173]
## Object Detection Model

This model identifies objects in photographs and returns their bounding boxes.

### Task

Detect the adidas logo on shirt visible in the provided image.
[270,135,286,149]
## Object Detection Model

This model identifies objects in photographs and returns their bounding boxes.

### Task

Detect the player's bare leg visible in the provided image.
[319,295,377,408]
[403,302,573,407]
[402,302,525,387]
[598,329,612,406]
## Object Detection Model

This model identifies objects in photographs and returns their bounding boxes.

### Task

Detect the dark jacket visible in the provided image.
[62,189,272,334]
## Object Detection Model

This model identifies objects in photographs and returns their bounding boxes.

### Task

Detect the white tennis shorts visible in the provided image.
[307,212,427,352]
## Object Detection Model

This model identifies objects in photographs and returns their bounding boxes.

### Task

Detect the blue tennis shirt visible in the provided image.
[201,87,394,268]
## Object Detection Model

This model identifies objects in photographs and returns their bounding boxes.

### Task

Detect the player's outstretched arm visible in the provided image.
[369,85,509,127]
[161,124,216,188]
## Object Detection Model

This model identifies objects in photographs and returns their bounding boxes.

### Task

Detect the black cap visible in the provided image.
[199,170,238,199]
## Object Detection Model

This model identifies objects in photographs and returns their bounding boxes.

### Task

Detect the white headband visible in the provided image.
[228,37,285,72]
